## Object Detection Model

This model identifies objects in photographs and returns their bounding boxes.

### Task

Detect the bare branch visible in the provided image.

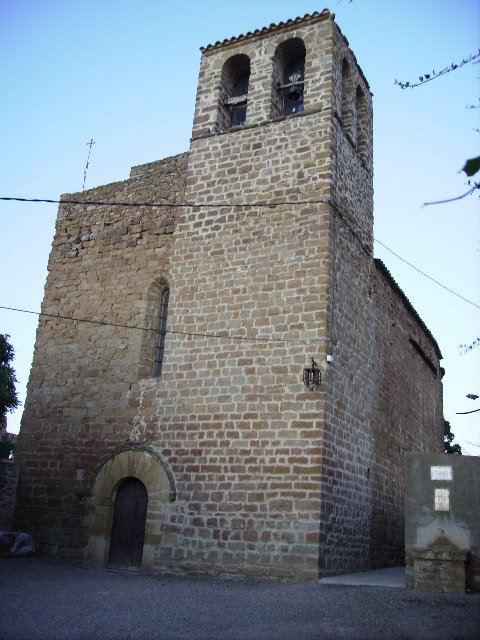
[422,184,479,207]
[395,50,480,89]
[459,339,480,355]
[456,408,480,415]
[466,99,480,109]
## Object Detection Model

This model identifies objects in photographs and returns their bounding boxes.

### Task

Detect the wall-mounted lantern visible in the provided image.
[303,358,321,390]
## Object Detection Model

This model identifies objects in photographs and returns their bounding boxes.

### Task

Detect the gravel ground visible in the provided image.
[0,557,479,640]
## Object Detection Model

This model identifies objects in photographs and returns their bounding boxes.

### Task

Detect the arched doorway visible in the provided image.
[86,447,176,571]
[108,477,148,568]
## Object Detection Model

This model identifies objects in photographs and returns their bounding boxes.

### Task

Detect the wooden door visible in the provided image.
[108,477,148,568]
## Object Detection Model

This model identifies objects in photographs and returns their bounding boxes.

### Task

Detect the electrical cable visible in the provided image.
[0,196,330,209]
[1,195,479,310]
[374,239,480,310]
[0,305,326,346]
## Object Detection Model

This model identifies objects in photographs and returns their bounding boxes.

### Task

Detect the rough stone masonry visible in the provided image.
[13,9,443,580]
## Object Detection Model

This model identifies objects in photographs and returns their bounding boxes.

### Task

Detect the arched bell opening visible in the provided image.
[218,54,251,131]
[271,38,306,118]
[356,85,368,163]
[341,58,354,138]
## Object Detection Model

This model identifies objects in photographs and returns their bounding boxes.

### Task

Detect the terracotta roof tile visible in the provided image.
[200,9,331,52]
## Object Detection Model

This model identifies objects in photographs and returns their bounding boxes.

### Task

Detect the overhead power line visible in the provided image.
[0,196,331,209]
[1,195,479,310]
[0,305,326,346]
[374,240,480,310]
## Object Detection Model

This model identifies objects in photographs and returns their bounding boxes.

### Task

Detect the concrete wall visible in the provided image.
[405,453,480,592]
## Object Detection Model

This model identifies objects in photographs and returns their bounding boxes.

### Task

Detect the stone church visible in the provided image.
[14,10,443,580]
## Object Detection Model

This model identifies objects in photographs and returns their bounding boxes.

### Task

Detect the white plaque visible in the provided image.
[430,465,452,481]
[434,488,450,511]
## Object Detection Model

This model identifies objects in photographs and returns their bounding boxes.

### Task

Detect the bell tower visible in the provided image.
[187,9,373,240]
[164,9,376,577]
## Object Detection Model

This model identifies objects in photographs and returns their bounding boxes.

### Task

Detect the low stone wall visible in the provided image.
[405,453,480,592]
[0,459,19,531]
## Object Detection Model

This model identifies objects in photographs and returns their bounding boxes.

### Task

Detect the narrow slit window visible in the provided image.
[153,288,169,377]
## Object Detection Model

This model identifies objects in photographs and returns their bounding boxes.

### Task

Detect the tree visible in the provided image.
[0,334,20,416]
[444,419,462,455]
[0,334,19,459]
[0,434,16,459]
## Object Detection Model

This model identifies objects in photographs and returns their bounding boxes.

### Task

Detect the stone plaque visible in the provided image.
[434,488,450,511]
[430,465,452,481]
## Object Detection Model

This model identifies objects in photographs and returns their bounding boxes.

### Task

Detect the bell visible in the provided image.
[286,85,302,102]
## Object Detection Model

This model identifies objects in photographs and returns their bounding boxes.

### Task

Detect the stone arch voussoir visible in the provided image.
[85,445,175,569]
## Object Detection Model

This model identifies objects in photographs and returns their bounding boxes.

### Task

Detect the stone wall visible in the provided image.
[316,22,377,575]
[372,263,444,567]
[14,153,188,557]
[0,460,19,531]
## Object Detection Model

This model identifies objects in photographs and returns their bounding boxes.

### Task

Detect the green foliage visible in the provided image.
[0,434,15,459]
[0,334,20,415]
[444,419,462,455]
[462,156,480,178]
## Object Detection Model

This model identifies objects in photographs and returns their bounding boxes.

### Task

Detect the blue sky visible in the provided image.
[1,0,479,453]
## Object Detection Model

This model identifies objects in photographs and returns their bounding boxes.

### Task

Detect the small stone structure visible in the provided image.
[14,10,444,580]
[405,453,480,592]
